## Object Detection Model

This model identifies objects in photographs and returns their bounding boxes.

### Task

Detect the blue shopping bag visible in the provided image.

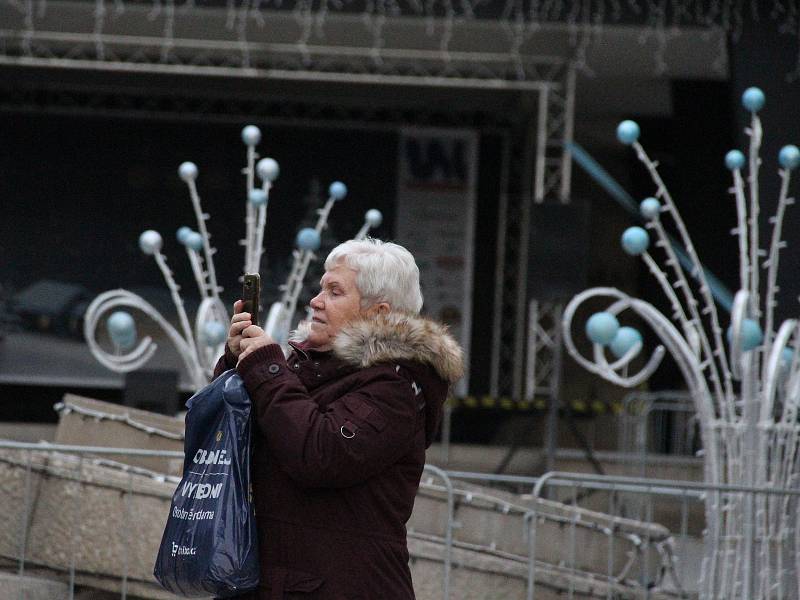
[154,369,259,598]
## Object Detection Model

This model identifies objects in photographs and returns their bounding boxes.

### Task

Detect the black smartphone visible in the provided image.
[242,273,261,326]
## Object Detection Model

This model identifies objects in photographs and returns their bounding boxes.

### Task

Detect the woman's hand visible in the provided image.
[227,300,252,358]
[238,323,277,365]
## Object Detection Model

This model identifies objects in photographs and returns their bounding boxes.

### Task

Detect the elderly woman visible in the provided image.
[214,238,463,600]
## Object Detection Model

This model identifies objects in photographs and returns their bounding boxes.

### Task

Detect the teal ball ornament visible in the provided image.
[639,197,661,220]
[365,209,383,228]
[139,230,163,255]
[107,311,137,350]
[586,312,620,346]
[202,321,228,346]
[256,158,280,182]
[609,327,642,358]
[185,231,203,252]
[781,347,795,368]
[779,145,800,170]
[241,125,261,146]
[329,181,347,201]
[621,226,649,256]
[616,120,640,145]
[248,189,268,207]
[742,87,765,113]
[178,161,198,182]
[610,327,643,359]
[296,228,321,251]
[725,150,746,171]
[176,226,192,244]
[727,319,763,352]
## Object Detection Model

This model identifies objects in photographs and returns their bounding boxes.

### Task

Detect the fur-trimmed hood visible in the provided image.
[290,313,464,384]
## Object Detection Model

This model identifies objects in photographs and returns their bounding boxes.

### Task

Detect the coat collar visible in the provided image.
[289,312,464,384]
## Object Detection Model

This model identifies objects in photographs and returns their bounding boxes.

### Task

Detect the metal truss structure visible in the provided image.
[526,300,564,471]
[490,61,574,402]
[525,300,563,402]
[0,0,571,91]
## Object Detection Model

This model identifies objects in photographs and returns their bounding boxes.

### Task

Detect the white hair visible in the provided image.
[324,238,423,315]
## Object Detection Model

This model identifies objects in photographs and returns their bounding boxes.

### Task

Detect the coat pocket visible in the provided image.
[340,396,387,432]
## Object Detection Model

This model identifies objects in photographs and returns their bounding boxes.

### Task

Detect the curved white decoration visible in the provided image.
[84,126,276,392]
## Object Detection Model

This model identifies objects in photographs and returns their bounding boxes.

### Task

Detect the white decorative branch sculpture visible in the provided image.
[84,125,384,391]
[563,87,800,600]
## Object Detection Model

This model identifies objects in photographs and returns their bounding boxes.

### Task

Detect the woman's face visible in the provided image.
[307,262,364,350]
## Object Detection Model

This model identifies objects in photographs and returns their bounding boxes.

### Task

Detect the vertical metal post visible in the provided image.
[440,401,452,466]
[567,484,577,599]
[68,456,84,600]
[644,486,653,598]
[17,450,33,600]
[741,356,757,600]
[559,63,576,203]
[606,485,615,600]
[525,300,539,401]
[423,465,453,600]
[524,509,538,600]
[490,133,512,399]
[512,113,537,399]
[545,304,563,474]
[534,86,550,204]
[121,471,134,600]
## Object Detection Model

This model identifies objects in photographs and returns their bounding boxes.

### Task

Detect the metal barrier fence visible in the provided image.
[0,441,457,600]
[528,472,800,600]
[619,391,699,477]
[2,440,799,600]
[0,441,185,600]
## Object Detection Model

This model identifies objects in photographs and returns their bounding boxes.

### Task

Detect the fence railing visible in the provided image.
[2,440,798,600]
[0,441,459,600]
[528,471,800,600]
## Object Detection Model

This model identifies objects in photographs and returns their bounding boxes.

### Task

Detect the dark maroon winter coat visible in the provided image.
[213,313,463,600]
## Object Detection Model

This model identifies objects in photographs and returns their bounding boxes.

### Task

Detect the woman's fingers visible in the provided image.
[242,324,265,338]
[227,303,252,357]
[229,319,251,336]
[238,334,271,364]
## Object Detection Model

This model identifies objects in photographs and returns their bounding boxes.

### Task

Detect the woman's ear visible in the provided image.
[366,302,391,316]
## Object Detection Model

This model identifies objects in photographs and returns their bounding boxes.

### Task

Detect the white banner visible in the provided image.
[395,127,478,397]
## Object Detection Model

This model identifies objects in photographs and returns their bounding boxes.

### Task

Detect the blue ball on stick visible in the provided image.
[176,226,192,245]
[329,181,348,201]
[185,231,204,252]
[203,321,228,346]
[241,125,262,146]
[726,319,763,352]
[249,189,268,206]
[741,87,765,113]
[107,311,137,350]
[616,120,640,145]
[610,326,643,359]
[621,227,650,256]
[639,198,660,220]
[296,228,321,251]
[779,145,800,170]
[586,312,620,346]
[725,150,746,171]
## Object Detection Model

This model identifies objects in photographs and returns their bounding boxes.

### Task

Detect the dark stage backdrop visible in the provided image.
[0,113,398,310]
